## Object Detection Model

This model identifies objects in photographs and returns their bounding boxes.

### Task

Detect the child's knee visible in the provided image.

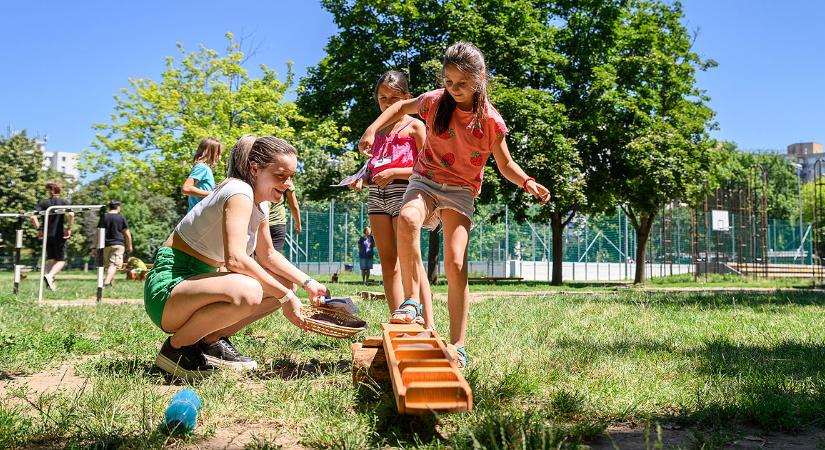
[444,258,467,277]
[398,208,423,232]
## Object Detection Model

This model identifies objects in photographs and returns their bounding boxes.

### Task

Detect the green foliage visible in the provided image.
[587,0,719,282]
[0,131,45,252]
[716,142,798,220]
[84,33,302,199]
[70,178,179,260]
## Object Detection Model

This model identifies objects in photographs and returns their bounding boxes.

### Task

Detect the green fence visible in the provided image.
[285,202,813,267]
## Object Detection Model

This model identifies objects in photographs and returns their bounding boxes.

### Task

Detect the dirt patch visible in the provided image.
[590,424,825,449]
[188,421,306,449]
[40,298,144,307]
[0,362,91,405]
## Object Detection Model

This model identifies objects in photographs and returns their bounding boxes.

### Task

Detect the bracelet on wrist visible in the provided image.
[278,291,297,304]
[522,177,536,191]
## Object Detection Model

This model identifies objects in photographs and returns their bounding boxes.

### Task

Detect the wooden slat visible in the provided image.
[380,323,472,414]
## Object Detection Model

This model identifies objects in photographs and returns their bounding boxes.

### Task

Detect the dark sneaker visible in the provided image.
[44,274,56,291]
[155,337,217,380]
[199,337,257,371]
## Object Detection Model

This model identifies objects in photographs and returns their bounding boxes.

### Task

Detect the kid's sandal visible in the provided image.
[390,298,424,325]
[448,344,467,368]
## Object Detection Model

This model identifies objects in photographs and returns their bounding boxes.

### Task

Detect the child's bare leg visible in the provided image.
[396,191,435,324]
[371,214,403,312]
[418,262,434,327]
[440,209,471,347]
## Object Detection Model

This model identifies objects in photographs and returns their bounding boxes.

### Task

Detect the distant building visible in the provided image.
[39,139,80,180]
[787,142,823,182]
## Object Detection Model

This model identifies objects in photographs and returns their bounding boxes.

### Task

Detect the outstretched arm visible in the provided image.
[358,97,420,157]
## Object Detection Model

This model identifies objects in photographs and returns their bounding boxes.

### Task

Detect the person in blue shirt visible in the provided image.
[182,137,223,212]
[357,227,376,285]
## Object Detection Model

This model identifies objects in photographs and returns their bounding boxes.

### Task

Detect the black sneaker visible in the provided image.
[199,337,258,371]
[155,337,217,380]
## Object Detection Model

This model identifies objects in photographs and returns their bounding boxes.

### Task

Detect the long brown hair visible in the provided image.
[193,137,223,167]
[433,42,490,136]
[226,135,297,186]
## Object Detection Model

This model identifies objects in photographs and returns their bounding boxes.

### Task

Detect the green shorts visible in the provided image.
[144,246,217,331]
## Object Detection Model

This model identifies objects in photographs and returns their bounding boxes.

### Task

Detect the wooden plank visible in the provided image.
[351,342,389,384]
[380,323,472,414]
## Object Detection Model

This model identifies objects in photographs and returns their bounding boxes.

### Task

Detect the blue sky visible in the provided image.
[1,1,824,155]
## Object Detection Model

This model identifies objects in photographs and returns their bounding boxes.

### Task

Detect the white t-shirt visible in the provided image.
[175,178,269,263]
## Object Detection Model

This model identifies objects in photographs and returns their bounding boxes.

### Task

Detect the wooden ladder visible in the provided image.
[380,323,472,414]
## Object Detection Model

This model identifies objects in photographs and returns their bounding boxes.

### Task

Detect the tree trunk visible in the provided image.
[550,212,565,285]
[427,225,442,285]
[633,214,656,284]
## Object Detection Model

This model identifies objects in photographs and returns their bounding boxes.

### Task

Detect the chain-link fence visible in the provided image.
[286,202,814,281]
[2,200,812,281]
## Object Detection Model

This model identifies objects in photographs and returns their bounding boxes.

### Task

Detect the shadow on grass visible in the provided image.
[683,339,825,431]
[610,290,825,309]
[251,357,350,380]
[89,357,190,385]
[554,335,825,432]
[352,380,443,447]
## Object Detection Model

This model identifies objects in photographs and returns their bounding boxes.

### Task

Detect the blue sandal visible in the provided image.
[391,299,424,325]
[451,345,467,368]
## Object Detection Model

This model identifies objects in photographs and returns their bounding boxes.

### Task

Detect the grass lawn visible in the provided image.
[1,270,824,448]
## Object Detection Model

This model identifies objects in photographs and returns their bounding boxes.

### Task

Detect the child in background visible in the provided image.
[182,137,223,212]
[359,42,550,367]
[352,70,433,325]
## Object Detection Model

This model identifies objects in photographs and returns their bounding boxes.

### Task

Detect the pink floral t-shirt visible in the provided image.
[415,89,508,196]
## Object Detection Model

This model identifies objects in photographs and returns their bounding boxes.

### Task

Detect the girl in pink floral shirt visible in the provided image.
[359,42,550,367]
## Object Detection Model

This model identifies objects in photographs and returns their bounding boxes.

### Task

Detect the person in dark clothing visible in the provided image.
[100,200,133,287]
[31,181,74,291]
[357,227,376,285]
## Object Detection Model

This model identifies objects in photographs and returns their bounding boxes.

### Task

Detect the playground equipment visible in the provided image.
[0,212,33,294]
[353,323,472,415]
[36,204,105,304]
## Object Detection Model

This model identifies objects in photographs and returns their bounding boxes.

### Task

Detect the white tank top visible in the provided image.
[175,178,268,262]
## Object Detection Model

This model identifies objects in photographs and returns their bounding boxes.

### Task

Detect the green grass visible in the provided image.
[1,272,824,448]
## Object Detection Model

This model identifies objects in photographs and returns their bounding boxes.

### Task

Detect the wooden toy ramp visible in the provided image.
[381,323,472,414]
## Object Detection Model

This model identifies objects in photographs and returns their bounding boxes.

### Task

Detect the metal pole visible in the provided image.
[305,210,309,263]
[797,163,805,257]
[14,220,22,295]
[329,199,335,263]
[345,212,349,263]
[505,205,510,262]
[37,210,50,306]
[96,228,104,303]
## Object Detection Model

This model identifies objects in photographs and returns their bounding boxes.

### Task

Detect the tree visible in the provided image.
[84,33,303,207]
[601,0,719,283]
[0,131,46,256]
[302,0,590,283]
[69,179,180,261]
[715,143,798,221]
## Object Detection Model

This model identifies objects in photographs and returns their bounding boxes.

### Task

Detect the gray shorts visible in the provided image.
[402,173,475,230]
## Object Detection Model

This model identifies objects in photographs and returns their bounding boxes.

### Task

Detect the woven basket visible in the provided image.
[302,305,367,339]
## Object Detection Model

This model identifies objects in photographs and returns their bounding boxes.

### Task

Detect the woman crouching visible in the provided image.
[144,135,329,379]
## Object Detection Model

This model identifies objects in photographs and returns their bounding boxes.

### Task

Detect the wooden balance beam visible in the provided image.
[352,323,472,415]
